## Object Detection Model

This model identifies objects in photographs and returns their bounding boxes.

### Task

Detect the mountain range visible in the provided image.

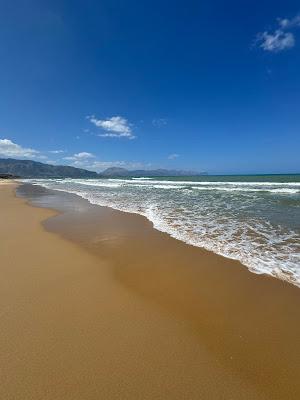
[0,158,206,178]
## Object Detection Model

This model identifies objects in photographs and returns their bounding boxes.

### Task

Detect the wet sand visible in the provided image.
[1,182,300,399]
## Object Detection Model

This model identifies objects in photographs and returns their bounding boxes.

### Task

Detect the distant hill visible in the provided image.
[100,167,206,177]
[0,158,98,178]
[100,167,129,177]
[0,158,206,178]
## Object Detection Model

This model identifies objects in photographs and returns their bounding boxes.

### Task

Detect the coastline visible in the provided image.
[25,176,300,287]
[1,181,300,399]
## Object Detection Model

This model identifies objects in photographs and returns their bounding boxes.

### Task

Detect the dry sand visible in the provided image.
[1,182,300,399]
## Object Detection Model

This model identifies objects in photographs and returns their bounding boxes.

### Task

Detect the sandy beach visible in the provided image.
[1,181,300,399]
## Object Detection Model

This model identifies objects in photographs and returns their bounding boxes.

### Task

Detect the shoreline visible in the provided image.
[1,181,300,399]
[20,178,300,288]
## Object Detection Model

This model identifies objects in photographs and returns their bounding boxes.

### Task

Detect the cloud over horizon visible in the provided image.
[0,138,41,159]
[0,138,149,173]
[63,152,95,161]
[61,150,147,172]
[87,115,135,139]
[64,157,146,172]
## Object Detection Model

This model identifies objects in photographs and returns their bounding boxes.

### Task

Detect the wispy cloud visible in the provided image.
[152,118,167,127]
[257,30,295,52]
[168,153,179,160]
[87,160,145,171]
[63,156,146,172]
[256,13,300,52]
[0,138,41,159]
[61,151,146,171]
[49,150,65,154]
[87,115,135,139]
[278,15,300,29]
[63,152,95,161]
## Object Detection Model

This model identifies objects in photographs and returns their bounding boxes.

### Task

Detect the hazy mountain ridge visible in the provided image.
[0,158,98,178]
[0,159,206,178]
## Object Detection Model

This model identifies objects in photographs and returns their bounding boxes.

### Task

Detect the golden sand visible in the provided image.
[1,182,300,399]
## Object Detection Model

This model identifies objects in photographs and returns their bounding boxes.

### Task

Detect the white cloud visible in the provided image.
[49,150,65,154]
[278,15,300,29]
[0,138,40,158]
[152,118,167,127]
[257,30,295,52]
[87,115,135,139]
[168,153,179,160]
[256,14,300,52]
[87,160,144,171]
[63,152,95,161]
[74,152,95,159]
[63,156,146,172]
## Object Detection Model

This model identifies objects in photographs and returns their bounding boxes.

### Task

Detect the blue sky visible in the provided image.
[0,0,299,174]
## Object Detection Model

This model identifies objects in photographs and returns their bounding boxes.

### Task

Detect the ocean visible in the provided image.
[23,174,300,287]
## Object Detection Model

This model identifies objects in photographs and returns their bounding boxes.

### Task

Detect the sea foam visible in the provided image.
[22,177,300,287]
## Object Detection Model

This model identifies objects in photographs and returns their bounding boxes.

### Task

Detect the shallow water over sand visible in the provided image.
[23,174,300,286]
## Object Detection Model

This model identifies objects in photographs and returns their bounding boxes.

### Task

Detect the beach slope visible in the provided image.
[1,182,300,399]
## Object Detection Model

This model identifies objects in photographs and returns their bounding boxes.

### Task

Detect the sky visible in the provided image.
[0,0,300,174]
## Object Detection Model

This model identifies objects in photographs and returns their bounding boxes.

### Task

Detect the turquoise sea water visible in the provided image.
[24,174,300,286]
